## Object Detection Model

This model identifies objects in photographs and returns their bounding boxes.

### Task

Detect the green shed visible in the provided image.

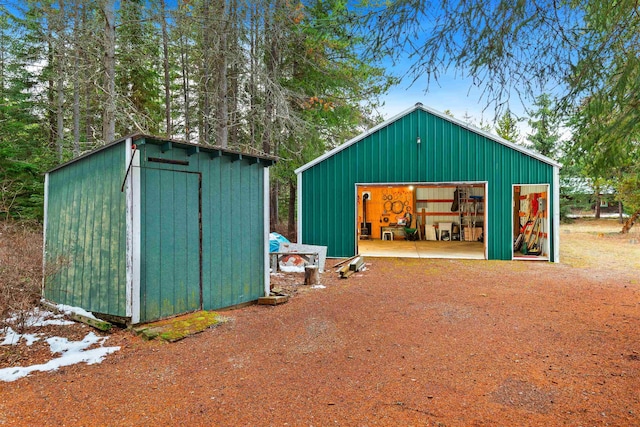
[295,103,561,262]
[43,134,274,324]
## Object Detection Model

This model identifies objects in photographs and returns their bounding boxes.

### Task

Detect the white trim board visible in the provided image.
[264,167,271,296]
[42,173,50,293]
[131,145,142,323]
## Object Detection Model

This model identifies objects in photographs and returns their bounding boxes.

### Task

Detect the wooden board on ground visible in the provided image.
[258,295,289,305]
[70,313,112,332]
[332,255,360,268]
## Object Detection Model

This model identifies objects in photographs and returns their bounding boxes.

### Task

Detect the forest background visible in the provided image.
[1,0,638,234]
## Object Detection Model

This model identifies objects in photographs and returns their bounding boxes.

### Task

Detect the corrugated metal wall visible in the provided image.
[44,142,127,316]
[301,108,555,260]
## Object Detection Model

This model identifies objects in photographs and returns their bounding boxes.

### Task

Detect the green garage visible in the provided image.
[295,103,560,262]
[43,134,274,324]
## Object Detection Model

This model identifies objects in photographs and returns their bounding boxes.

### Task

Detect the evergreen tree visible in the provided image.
[368,0,639,162]
[495,109,520,143]
[116,0,163,135]
[527,94,560,158]
[0,5,52,219]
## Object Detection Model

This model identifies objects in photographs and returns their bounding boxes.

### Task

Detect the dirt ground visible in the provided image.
[1,219,639,426]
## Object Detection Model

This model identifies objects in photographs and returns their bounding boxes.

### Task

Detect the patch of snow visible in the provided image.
[1,327,40,346]
[37,318,76,326]
[311,284,326,289]
[6,308,75,328]
[280,265,305,273]
[0,332,120,382]
[51,302,99,320]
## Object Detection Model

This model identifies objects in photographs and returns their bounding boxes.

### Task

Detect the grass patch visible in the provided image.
[134,311,229,342]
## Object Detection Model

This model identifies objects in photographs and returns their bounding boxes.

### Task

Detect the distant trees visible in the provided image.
[0,1,390,228]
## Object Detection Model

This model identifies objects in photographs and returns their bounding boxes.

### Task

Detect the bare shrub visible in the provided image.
[0,220,43,333]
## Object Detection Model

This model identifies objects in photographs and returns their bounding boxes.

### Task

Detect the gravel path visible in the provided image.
[2,254,639,426]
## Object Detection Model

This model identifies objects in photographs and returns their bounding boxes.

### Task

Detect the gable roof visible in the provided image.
[295,103,561,175]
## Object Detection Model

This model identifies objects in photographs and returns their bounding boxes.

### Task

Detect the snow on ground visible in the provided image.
[50,302,100,320]
[6,306,75,330]
[279,265,306,273]
[1,327,40,346]
[0,333,120,382]
[0,306,120,382]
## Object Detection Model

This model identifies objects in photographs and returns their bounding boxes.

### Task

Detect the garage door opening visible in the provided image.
[356,183,486,259]
[512,184,550,261]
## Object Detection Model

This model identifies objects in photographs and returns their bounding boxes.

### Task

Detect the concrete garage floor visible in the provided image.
[358,238,485,259]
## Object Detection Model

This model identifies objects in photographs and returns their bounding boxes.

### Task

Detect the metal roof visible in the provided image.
[295,103,562,175]
[47,133,277,173]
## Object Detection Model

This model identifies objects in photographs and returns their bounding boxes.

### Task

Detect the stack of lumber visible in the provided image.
[335,256,365,279]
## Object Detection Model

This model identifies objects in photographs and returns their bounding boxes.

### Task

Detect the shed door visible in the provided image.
[140,169,201,322]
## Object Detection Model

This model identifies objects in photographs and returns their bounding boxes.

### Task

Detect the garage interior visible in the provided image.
[512,184,550,261]
[356,183,486,259]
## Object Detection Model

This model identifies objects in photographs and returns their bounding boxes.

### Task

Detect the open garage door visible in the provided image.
[512,184,550,261]
[356,182,487,260]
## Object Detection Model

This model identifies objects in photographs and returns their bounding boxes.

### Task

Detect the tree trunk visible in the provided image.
[304,265,319,286]
[215,0,228,148]
[618,201,623,224]
[621,208,639,234]
[82,1,92,145]
[159,0,172,137]
[228,0,239,147]
[200,0,213,144]
[47,35,56,149]
[177,7,191,142]
[72,0,81,157]
[594,192,601,219]
[101,0,116,144]
[261,0,281,155]
[249,3,258,147]
[55,0,65,162]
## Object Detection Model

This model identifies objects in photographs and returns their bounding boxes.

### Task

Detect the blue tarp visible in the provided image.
[269,232,290,253]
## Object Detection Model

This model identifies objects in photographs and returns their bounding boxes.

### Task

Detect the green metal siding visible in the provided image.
[44,142,127,316]
[300,109,556,260]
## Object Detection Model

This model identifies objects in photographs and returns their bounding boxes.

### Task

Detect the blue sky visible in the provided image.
[377,58,537,142]
[379,73,495,123]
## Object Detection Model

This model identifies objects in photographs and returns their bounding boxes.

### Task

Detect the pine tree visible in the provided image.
[117,0,163,135]
[0,5,52,219]
[495,109,520,143]
[527,94,560,159]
